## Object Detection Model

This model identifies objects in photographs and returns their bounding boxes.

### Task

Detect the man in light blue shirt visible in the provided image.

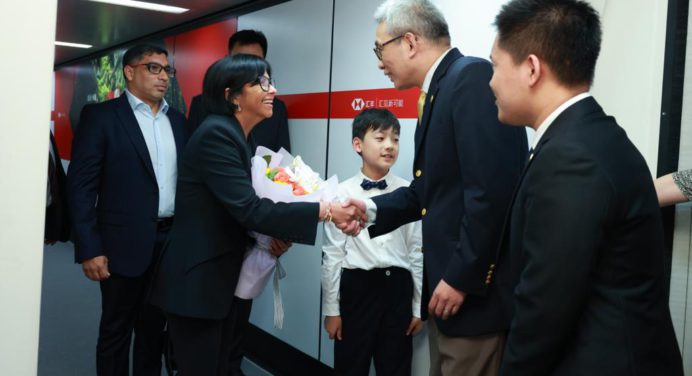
[68,44,187,376]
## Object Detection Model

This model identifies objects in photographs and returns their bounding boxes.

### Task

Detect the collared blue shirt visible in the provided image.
[124,90,177,218]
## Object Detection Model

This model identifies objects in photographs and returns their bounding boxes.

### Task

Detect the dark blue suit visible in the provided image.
[67,94,186,375]
[68,94,186,276]
[369,49,527,337]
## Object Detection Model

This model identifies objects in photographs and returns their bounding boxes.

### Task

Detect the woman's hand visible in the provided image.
[269,238,292,257]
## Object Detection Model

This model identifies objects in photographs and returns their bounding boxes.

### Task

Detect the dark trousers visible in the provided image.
[165,308,238,376]
[335,267,414,376]
[227,297,253,376]
[96,226,168,376]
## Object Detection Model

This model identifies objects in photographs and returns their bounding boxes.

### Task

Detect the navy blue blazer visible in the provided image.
[498,97,682,375]
[67,94,187,277]
[369,48,528,336]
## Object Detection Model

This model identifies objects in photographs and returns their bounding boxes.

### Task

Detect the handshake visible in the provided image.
[324,199,369,236]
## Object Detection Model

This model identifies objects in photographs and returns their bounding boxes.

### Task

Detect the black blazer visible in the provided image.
[45,131,71,242]
[498,97,683,375]
[67,95,187,276]
[369,49,528,336]
[187,94,291,153]
[150,114,319,320]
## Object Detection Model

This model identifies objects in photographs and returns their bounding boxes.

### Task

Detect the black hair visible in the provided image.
[494,0,601,87]
[228,29,268,57]
[201,54,271,116]
[121,44,168,74]
[352,108,401,140]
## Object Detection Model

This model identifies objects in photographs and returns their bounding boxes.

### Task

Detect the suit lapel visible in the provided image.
[414,48,463,161]
[114,95,157,181]
[495,96,603,257]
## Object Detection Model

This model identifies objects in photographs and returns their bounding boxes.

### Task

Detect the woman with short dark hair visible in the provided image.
[150,54,361,375]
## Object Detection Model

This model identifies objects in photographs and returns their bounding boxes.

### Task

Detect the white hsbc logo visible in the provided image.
[351,98,365,111]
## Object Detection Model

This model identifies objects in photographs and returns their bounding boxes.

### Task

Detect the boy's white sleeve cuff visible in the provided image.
[364,198,377,224]
[412,302,422,318]
[323,303,341,317]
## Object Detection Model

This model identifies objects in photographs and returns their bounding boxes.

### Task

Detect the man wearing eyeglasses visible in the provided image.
[344,1,528,375]
[68,44,187,376]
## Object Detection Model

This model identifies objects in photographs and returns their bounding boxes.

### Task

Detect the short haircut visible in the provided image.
[374,0,450,45]
[122,44,168,74]
[352,108,401,141]
[228,29,268,57]
[201,54,271,116]
[494,0,601,87]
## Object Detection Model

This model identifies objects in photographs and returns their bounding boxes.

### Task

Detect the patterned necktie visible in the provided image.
[417,90,427,124]
[361,179,388,190]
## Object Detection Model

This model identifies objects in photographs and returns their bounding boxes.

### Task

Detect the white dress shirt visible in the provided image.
[529,92,592,159]
[125,90,177,218]
[321,170,423,318]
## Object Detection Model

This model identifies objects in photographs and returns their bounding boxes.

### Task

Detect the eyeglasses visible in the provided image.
[131,62,176,77]
[254,76,276,92]
[373,35,404,61]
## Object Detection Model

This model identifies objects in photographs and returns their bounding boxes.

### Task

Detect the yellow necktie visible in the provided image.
[417,90,427,124]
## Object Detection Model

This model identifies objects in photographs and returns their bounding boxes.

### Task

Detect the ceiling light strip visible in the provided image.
[55,41,93,48]
[87,0,189,14]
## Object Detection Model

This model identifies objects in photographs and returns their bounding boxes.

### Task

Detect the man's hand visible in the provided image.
[428,279,466,320]
[269,239,292,258]
[332,199,368,236]
[82,255,110,281]
[406,317,424,336]
[324,315,343,340]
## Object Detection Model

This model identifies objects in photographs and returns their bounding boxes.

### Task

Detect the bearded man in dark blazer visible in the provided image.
[489,1,683,374]
[68,44,187,376]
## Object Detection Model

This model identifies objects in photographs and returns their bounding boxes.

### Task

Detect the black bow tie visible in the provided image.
[361,179,388,190]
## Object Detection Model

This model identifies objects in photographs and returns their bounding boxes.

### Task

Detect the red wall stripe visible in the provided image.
[280,87,420,120]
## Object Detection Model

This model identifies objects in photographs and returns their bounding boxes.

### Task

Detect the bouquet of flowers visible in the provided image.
[234,146,338,328]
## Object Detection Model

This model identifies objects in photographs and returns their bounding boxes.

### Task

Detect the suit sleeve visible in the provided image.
[195,125,319,245]
[186,95,204,136]
[500,144,612,375]
[67,104,106,262]
[368,183,422,238]
[444,61,526,296]
[274,99,291,153]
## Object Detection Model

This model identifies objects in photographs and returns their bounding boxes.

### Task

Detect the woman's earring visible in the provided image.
[237,105,242,112]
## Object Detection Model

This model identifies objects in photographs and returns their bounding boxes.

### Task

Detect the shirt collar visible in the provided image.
[531,92,591,150]
[359,169,392,183]
[124,89,169,114]
[421,48,453,93]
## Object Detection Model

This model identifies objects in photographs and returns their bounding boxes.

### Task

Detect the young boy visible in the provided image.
[321,108,423,375]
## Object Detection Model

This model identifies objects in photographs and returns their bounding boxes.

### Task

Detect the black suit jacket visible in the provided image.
[498,97,682,375]
[67,94,187,277]
[187,94,291,153]
[369,49,528,336]
[45,131,71,242]
[150,114,318,320]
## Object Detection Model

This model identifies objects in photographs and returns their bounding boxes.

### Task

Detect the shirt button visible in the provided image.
[385,270,391,276]
[421,208,427,216]
[415,170,422,178]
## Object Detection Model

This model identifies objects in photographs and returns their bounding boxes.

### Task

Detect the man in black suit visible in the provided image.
[489,1,683,374]
[45,131,70,244]
[187,29,290,153]
[68,44,187,376]
[346,0,527,374]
